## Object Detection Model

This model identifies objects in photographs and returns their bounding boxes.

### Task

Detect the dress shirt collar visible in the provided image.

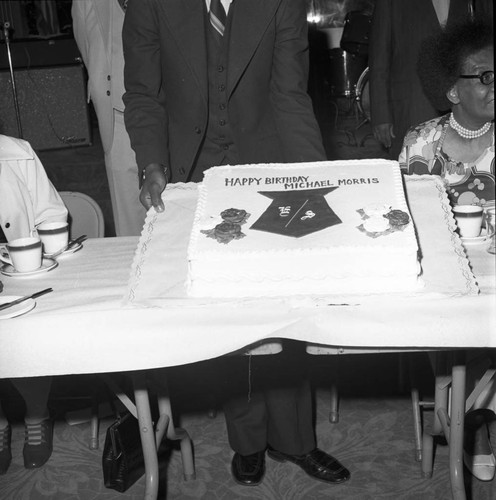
[205,0,233,14]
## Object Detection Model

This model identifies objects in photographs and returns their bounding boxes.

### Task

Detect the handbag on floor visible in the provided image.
[102,412,145,492]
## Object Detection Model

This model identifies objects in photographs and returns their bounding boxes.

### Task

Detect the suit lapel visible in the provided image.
[161,0,208,102]
[227,0,280,99]
[418,0,443,31]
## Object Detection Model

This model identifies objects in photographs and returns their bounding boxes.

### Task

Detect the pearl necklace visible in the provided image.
[449,113,492,139]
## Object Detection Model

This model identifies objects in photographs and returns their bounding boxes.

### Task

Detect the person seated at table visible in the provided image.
[0,134,68,241]
[399,19,494,209]
[0,134,67,473]
[399,20,495,481]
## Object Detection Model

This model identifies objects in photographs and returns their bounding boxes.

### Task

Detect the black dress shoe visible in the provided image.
[231,451,266,486]
[268,447,350,484]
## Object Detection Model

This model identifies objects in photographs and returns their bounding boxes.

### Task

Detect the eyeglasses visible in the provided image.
[459,70,494,85]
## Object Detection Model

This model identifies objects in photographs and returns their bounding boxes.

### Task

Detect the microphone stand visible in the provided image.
[2,21,23,138]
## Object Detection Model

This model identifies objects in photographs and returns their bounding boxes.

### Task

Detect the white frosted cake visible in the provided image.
[186,160,421,298]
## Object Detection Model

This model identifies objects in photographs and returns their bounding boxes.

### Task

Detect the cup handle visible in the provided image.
[0,246,13,266]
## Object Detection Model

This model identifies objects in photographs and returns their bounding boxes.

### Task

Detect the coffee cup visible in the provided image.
[0,237,43,273]
[485,207,496,254]
[37,221,69,255]
[452,205,484,238]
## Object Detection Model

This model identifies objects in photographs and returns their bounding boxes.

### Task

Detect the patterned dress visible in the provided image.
[399,114,495,208]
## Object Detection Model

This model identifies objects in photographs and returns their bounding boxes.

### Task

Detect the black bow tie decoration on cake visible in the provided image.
[250,187,342,237]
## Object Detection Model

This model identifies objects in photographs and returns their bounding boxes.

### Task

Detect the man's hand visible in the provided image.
[373,123,395,150]
[139,163,168,212]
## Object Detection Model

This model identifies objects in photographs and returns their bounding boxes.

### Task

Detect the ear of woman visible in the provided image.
[446,86,460,105]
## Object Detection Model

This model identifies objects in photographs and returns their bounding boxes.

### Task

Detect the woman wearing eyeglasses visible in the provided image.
[400,20,495,483]
[399,20,494,209]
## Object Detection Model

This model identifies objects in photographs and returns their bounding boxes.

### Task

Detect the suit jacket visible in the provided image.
[122,0,326,183]
[369,0,471,156]
[72,0,127,153]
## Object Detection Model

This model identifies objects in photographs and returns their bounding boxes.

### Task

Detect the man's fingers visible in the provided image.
[149,183,165,212]
[140,185,164,212]
[139,189,153,211]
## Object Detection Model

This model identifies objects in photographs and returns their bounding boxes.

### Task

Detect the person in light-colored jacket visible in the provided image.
[0,134,64,474]
[0,134,67,241]
[71,0,146,236]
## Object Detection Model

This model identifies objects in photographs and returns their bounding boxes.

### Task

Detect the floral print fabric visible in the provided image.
[399,114,495,207]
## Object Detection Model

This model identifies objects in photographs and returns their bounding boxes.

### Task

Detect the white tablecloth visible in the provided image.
[0,178,494,379]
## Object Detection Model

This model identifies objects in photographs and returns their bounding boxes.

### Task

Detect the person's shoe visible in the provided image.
[463,451,496,482]
[464,410,496,481]
[23,418,53,469]
[268,447,350,484]
[231,451,266,486]
[0,424,12,475]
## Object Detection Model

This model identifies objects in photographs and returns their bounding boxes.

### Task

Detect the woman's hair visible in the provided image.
[417,20,493,112]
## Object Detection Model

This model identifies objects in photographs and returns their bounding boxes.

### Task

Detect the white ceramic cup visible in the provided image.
[484,207,496,231]
[485,207,496,254]
[37,221,69,254]
[452,205,484,238]
[0,237,43,272]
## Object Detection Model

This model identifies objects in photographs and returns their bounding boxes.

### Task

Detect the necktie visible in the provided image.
[210,0,227,37]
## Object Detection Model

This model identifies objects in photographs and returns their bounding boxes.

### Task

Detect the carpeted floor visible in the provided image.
[0,354,494,499]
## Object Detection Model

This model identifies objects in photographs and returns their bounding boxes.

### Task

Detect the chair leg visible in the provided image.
[89,400,99,450]
[132,372,160,500]
[421,432,434,478]
[411,387,423,462]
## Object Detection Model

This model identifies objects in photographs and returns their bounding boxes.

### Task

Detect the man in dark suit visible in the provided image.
[369,0,472,159]
[122,0,350,487]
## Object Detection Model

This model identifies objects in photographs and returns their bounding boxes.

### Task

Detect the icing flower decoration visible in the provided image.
[220,208,250,224]
[202,208,251,243]
[363,215,389,233]
[383,209,410,227]
[362,203,391,217]
[357,207,410,238]
[201,221,246,244]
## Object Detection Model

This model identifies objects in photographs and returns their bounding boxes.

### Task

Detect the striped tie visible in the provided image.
[210,0,227,37]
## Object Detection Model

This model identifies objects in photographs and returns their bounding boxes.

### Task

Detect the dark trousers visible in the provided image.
[219,340,316,456]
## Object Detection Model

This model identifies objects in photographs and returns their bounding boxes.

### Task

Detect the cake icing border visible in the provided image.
[126,182,198,304]
[406,174,479,296]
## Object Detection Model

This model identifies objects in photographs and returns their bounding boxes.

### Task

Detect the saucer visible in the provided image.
[0,295,36,319]
[461,228,495,245]
[44,242,83,259]
[0,258,58,277]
